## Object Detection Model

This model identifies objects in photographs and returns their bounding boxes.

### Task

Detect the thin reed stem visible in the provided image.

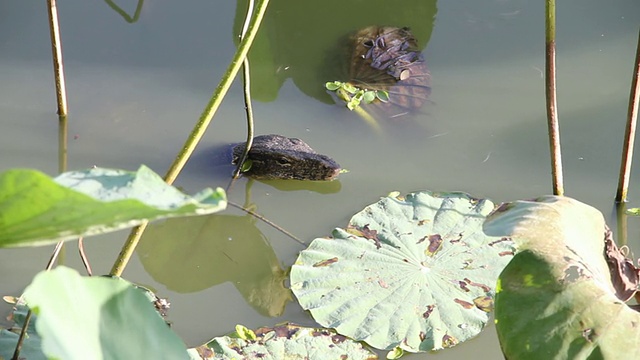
[228,201,305,246]
[12,241,64,360]
[104,0,144,23]
[545,0,564,196]
[231,0,256,181]
[14,2,71,359]
[615,27,640,203]
[78,238,94,276]
[616,202,628,247]
[11,310,32,360]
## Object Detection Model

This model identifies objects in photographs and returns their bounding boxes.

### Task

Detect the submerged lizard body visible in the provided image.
[231,134,341,181]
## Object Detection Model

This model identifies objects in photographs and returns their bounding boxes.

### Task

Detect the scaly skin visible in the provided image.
[231,135,341,181]
[349,26,431,117]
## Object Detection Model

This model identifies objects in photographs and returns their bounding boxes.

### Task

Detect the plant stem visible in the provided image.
[616,202,628,246]
[78,238,93,276]
[45,241,65,271]
[47,0,69,173]
[58,115,67,174]
[110,222,149,277]
[615,27,640,203]
[11,310,31,360]
[48,0,68,121]
[227,201,305,246]
[47,0,68,267]
[104,0,144,23]
[165,0,269,185]
[231,0,256,181]
[110,0,271,277]
[13,2,70,358]
[48,0,68,270]
[545,0,564,196]
[48,0,68,262]
[12,241,64,360]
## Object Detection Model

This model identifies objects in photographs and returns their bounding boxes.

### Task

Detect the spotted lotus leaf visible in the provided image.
[190,323,376,360]
[290,191,515,353]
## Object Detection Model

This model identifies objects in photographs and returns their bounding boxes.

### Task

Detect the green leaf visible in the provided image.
[342,82,358,94]
[347,97,361,110]
[325,81,342,91]
[290,191,515,353]
[376,90,390,102]
[362,91,377,103]
[484,196,640,359]
[386,346,404,359]
[0,166,226,247]
[0,305,46,360]
[190,323,377,360]
[230,0,436,104]
[235,324,257,341]
[626,207,640,215]
[335,87,351,103]
[23,266,189,360]
[137,214,292,316]
[241,159,253,172]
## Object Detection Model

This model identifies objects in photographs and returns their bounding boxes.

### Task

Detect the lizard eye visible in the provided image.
[276,157,291,165]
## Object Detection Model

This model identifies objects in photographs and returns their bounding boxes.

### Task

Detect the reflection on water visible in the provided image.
[138,213,292,317]
[255,178,342,194]
[347,26,432,119]
[233,0,437,104]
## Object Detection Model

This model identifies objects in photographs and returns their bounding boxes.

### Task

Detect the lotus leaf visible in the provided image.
[290,191,515,352]
[23,266,189,360]
[189,323,377,360]
[484,196,640,359]
[0,166,226,247]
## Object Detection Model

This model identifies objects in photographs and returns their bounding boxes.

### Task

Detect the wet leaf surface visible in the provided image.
[0,305,45,360]
[485,196,640,359]
[23,267,189,360]
[189,323,377,360]
[0,166,226,247]
[290,191,515,353]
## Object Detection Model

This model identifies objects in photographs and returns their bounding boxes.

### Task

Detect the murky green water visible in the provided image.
[1,0,639,358]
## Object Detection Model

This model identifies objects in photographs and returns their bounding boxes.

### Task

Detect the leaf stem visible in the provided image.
[615,27,640,203]
[616,202,628,247]
[12,241,64,360]
[14,1,71,358]
[103,0,144,23]
[231,0,256,182]
[110,0,271,277]
[227,201,305,246]
[545,0,564,196]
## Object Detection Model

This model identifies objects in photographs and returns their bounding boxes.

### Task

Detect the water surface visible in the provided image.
[1,0,639,358]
